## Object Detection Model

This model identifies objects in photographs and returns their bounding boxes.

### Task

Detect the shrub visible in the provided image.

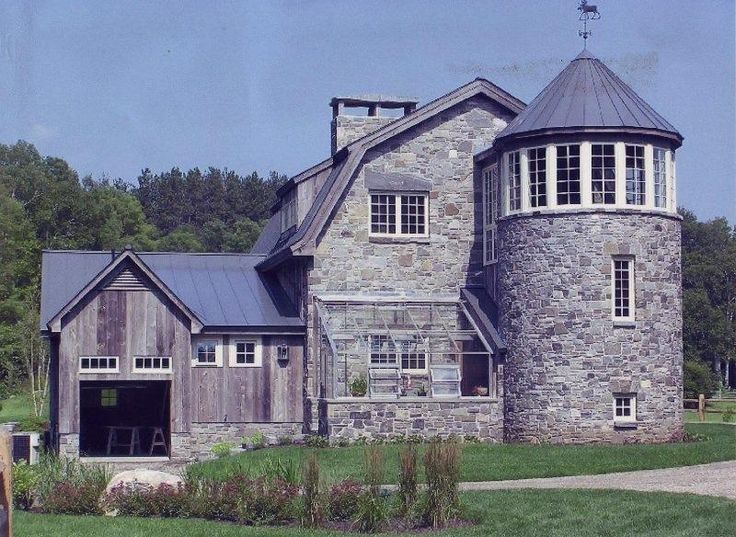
[422,439,462,528]
[349,375,368,397]
[211,442,234,458]
[43,480,106,515]
[301,452,323,527]
[260,456,300,485]
[35,453,110,515]
[355,445,387,533]
[305,435,329,448]
[684,360,720,399]
[277,435,293,446]
[722,407,735,423]
[246,430,266,449]
[16,414,47,433]
[12,460,39,510]
[397,444,418,517]
[328,479,362,521]
[106,482,189,518]
[238,477,299,525]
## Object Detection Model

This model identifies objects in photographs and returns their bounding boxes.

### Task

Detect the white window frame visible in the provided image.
[398,337,428,374]
[613,393,637,423]
[527,146,547,208]
[229,337,263,368]
[482,165,498,265]
[555,144,581,205]
[79,356,119,373]
[625,144,646,205]
[280,188,298,232]
[507,151,522,212]
[369,334,398,365]
[133,356,172,373]
[612,257,635,323]
[369,192,429,238]
[653,147,667,209]
[591,143,617,205]
[192,337,223,367]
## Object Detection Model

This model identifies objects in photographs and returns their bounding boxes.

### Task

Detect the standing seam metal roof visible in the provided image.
[496,49,681,142]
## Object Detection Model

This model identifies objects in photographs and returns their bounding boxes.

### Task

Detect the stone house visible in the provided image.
[40,49,683,461]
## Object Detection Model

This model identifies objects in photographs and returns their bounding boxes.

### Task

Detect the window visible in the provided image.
[101,388,117,407]
[613,394,636,422]
[370,335,397,365]
[591,144,616,204]
[399,338,427,373]
[482,166,498,265]
[528,147,547,208]
[430,365,461,397]
[653,147,667,208]
[280,188,298,231]
[230,338,262,367]
[79,356,118,373]
[625,145,645,205]
[369,194,427,237]
[193,339,222,367]
[556,145,581,205]
[612,258,635,321]
[507,151,521,211]
[133,356,171,373]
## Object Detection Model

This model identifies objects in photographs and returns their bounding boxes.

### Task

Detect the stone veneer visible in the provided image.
[324,398,503,442]
[331,115,396,154]
[498,211,683,443]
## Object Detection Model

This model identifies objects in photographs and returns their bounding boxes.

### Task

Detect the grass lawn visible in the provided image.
[0,392,33,423]
[14,489,736,537]
[188,423,736,484]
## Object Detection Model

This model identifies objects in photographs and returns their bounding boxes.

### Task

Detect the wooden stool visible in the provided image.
[149,427,168,456]
[106,426,142,455]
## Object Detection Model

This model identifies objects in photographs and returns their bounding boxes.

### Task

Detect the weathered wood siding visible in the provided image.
[58,287,192,435]
[191,335,304,423]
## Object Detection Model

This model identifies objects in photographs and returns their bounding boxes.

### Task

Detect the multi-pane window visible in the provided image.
[556,145,581,205]
[591,144,616,204]
[399,338,427,372]
[612,258,634,321]
[369,194,427,237]
[370,335,397,365]
[280,188,298,231]
[482,166,498,265]
[231,339,262,367]
[614,394,636,422]
[101,388,118,407]
[527,147,547,208]
[653,147,667,208]
[79,356,118,372]
[507,151,521,211]
[626,145,645,205]
[133,356,171,372]
[195,340,218,365]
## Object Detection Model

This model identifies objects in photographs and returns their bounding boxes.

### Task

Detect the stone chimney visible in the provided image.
[330,95,418,155]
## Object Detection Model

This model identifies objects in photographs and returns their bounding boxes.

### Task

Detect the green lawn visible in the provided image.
[14,489,736,537]
[188,423,736,484]
[0,392,33,423]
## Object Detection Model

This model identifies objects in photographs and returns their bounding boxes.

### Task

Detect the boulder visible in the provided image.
[105,469,182,496]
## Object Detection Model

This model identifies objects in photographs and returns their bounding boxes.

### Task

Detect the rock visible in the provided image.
[105,469,182,496]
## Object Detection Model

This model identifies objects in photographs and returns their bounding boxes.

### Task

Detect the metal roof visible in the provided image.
[496,49,682,144]
[40,251,304,330]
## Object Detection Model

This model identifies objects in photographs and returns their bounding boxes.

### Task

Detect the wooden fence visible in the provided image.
[0,432,11,537]
[683,395,734,421]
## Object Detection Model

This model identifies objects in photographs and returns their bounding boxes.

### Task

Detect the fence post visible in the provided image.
[0,432,11,537]
[698,393,705,422]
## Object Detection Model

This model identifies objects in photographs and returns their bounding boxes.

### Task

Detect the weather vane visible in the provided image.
[578,0,601,47]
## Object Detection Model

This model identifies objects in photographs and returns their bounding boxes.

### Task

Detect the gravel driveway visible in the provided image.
[458,461,736,499]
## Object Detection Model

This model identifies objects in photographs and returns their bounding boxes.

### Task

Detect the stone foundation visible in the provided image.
[323,398,503,442]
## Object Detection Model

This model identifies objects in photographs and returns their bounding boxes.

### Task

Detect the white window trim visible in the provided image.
[526,146,548,209]
[229,337,263,368]
[79,356,119,373]
[368,192,429,238]
[133,355,173,373]
[482,165,498,266]
[613,393,637,423]
[192,337,223,367]
[612,256,635,323]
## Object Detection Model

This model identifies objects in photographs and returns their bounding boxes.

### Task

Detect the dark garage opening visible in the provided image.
[80,380,170,457]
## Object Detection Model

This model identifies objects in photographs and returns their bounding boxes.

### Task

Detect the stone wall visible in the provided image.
[324,398,503,442]
[498,211,683,443]
[331,115,395,154]
[173,422,303,460]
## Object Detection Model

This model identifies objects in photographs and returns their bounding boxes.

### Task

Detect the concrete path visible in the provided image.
[457,461,736,500]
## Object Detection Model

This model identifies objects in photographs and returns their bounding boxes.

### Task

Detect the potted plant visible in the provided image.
[473,386,489,397]
[416,384,428,397]
[349,375,368,397]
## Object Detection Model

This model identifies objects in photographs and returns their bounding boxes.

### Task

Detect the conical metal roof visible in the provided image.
[496,49,682,145]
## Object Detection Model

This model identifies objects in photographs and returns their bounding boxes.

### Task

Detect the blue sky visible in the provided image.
[0,0,733,222]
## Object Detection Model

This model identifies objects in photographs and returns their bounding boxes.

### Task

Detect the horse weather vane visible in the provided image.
[578,0,601,46]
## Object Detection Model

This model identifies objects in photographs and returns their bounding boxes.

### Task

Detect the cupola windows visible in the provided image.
[493,142,676,218]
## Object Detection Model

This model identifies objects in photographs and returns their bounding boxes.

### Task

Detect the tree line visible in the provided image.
[0,140,284,395]
[0,140,733,401]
